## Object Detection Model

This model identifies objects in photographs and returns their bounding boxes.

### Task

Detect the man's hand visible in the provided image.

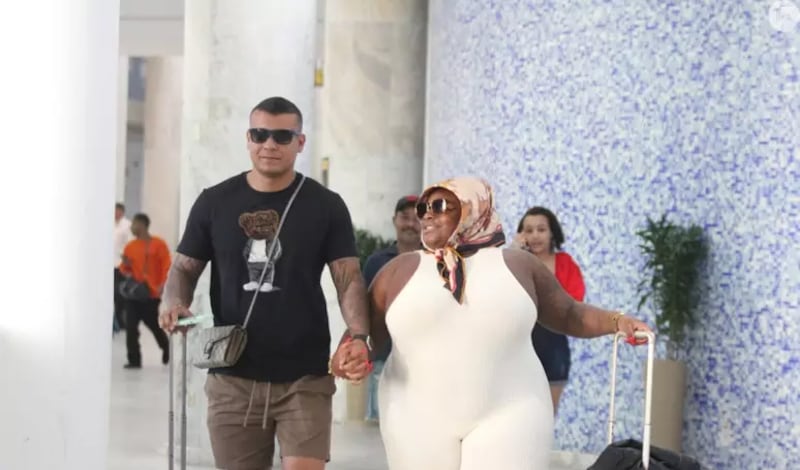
[330,339,371,382]
[158,303,194,334]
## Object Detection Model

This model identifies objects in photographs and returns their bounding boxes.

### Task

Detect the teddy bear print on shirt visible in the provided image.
[238,209,282,292]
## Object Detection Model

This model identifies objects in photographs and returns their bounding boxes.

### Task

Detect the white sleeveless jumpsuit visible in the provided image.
[379,247,554,470]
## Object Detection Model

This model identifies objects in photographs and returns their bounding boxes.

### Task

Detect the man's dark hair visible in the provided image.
[516,206,565,251]
[115,202,125,212]
[132,213,151,228]
[251,96,303,130]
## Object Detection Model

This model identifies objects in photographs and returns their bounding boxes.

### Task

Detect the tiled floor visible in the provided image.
[107,333,388,470]
[107,333,595,469]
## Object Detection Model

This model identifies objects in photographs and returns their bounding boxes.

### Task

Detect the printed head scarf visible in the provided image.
[419,176,506,304]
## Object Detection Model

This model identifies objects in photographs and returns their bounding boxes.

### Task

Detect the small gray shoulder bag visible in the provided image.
[192,175,306,369]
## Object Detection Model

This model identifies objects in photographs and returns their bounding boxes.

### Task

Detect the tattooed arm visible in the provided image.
[328,256,372,380]
[158,253,208,332]
[329,256,370,339]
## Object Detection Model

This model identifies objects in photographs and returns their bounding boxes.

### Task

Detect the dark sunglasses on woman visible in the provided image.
[415,198,453,218]
[247,128,300,145]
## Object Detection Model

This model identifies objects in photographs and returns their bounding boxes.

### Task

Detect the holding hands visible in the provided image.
[330,336,372,383]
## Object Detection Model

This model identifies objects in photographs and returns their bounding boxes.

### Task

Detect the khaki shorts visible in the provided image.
[205,373,336,469]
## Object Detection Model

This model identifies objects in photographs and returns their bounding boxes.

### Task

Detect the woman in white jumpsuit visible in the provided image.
[333,176,651,470]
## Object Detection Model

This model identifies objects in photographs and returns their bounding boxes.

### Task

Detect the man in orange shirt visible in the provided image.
[119,213,171,369]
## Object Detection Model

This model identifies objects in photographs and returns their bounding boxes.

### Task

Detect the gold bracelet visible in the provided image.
[327,357,333,376]
[611,311,625,332]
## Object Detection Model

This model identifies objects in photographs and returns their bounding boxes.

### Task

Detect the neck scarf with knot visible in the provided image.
[420,176,506,304]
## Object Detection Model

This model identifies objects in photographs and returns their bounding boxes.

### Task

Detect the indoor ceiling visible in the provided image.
[120,0,184,56]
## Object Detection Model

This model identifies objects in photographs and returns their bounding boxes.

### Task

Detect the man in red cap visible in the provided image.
[361,194,421,422]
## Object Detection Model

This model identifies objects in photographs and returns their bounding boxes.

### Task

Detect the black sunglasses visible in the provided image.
[247,128,300,145]
[415,198,454,218]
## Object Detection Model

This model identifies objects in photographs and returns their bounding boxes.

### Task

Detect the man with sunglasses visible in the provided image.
[158,96,371,470]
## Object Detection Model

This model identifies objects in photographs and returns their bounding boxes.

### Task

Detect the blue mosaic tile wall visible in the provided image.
[426,1,800,468]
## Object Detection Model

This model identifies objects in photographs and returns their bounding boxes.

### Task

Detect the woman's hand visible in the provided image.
[510,233,529,251]
[616,315,653,345]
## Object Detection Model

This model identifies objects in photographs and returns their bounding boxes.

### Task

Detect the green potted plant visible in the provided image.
[354,228,393,268]
[635,214,707,452]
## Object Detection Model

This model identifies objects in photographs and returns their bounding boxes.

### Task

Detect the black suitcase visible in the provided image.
[587,332,703,470]
[588,438,703,470]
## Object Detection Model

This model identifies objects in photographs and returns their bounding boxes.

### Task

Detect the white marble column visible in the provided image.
[0,0,119,469]
[181,0,318,195]
[177,1,320,465]
[117,56,130,203]
[317,0,428,421]
[320,0,428,239]
[142,56,183,249]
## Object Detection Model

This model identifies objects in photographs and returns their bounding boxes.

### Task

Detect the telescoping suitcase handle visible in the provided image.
[169,335,174,470]
[607,330,656,470]
[168,333,188,470]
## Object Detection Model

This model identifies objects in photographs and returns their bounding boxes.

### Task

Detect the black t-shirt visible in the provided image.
[177,172,357,382]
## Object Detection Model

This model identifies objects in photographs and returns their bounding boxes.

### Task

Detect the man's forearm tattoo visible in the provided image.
[162,253,207,308]
[329,257,370,336]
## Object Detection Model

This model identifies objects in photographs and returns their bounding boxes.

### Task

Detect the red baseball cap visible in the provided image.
[394,195,419,213]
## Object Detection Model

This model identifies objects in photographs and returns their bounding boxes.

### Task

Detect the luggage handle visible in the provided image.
[169,335,174,470]
[607,330,656,470]
[168,332,188,470]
